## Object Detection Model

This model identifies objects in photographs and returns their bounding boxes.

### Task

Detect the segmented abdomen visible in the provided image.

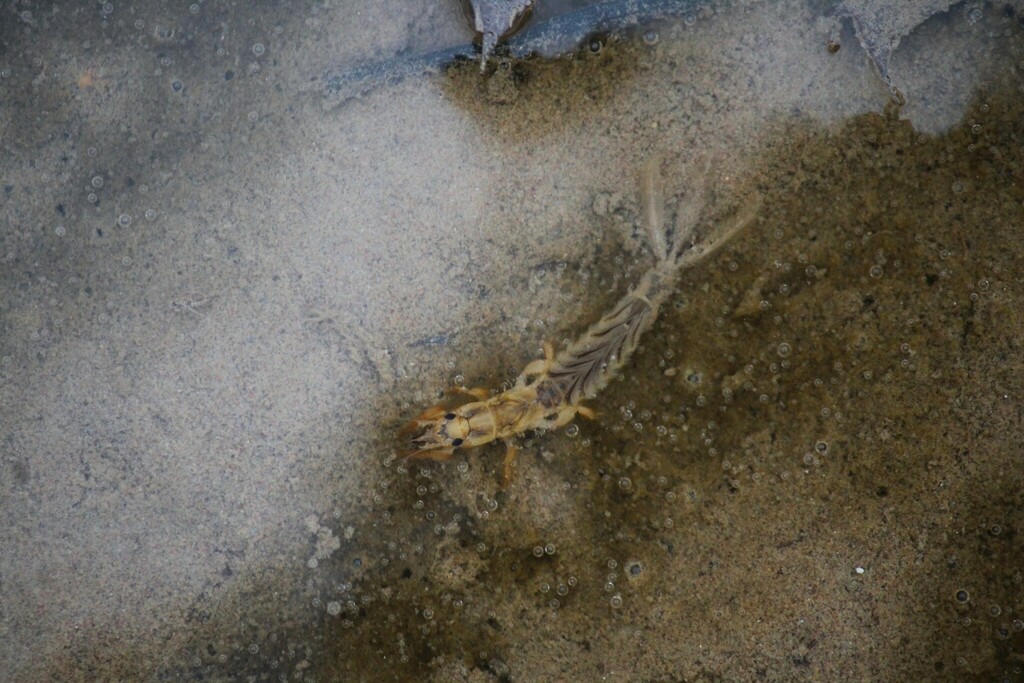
[547,297,653,405]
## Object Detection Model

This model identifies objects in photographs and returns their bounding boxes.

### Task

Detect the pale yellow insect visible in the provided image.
[401,159,759,483]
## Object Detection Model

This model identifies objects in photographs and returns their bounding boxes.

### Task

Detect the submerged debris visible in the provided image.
[408,332,456,348]
[322,0,705,107]
[462,0,537,65]
[834,0,957,99]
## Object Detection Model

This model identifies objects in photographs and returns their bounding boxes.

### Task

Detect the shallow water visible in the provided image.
[1,1,1023,681]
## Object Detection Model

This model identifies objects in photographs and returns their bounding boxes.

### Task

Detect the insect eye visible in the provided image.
[451,438,464,447]
[444,413,456,420]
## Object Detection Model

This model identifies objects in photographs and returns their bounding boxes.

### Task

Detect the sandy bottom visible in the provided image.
[1,0,1022,681]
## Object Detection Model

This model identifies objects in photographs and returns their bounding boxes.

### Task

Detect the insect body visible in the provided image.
[401,345,597,483]
[401,159,759,483]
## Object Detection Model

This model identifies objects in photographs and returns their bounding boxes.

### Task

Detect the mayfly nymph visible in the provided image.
[401,158,759,483]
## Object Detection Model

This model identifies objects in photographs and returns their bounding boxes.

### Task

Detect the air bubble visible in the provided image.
[253,43,266,56]
[869,265,883,278]
[565,424,579,437]
[117,213,132,227]
[247,111,259,122]
[91,175,104,188]
[777,342,791,358]
[189,3,199,14]
[610,594,623,608]
[618,477,631,489]
[643,29,659,45]
[55,225,66,237]
[532,546,544,558]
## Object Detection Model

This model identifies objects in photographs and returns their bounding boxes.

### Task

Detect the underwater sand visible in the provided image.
[1,0,1022,680]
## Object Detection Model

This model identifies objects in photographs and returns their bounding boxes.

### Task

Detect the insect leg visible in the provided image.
[518,341,556,385]
[501,439,520,486]
[402,448,455,462]
[451,386,490,400]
